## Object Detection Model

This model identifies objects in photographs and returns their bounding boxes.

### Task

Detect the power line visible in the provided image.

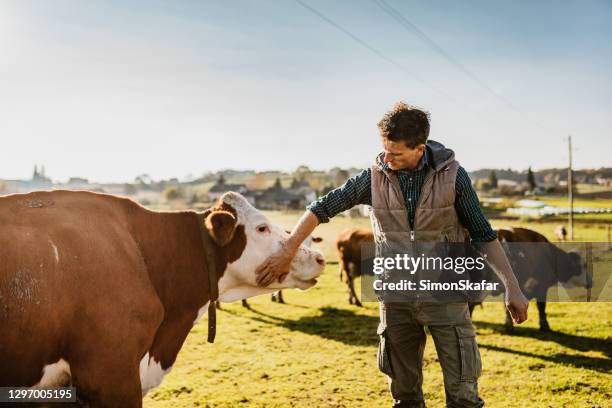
[294,0,465,108]
[372,0,550,132]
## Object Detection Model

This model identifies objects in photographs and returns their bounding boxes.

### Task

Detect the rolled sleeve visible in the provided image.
[454,166,498,242]
[307,168,372,223]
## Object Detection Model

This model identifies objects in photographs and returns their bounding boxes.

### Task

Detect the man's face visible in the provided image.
[381,137,425,171]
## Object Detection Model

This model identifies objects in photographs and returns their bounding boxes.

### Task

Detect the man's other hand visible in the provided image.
[506,289,529,324]
[255,249,294,287]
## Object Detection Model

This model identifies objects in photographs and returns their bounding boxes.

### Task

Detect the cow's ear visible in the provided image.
[205,210,237,247]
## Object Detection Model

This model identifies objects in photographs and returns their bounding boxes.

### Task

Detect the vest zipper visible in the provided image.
[412,170,436,239]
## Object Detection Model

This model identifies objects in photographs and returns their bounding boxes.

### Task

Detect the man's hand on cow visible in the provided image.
[255,248,295,287]
[256,210,320,287]
[506,288,529,324]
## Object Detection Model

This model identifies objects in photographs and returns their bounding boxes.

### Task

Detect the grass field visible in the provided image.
[143,210,611,408]
[144,266,611,408]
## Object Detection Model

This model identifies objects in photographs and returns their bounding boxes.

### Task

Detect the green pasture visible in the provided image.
[144,265,611,408]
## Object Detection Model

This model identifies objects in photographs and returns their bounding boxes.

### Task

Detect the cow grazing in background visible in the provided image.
[555,225,568,241]
[469,227,590,332]
[0,190,325,407]
[336,228,374,307]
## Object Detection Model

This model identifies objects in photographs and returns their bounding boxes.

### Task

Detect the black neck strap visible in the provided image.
[196,212,218,343]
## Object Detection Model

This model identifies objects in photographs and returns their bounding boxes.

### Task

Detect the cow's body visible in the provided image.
[0,190,324,406]
[469,227,589,332]
[336,228,374,307]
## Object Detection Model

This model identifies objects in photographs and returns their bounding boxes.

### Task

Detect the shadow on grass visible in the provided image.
[474,320,612,358]
[222,306,611,373]
[478,342,611,374]
[222,306,379,347]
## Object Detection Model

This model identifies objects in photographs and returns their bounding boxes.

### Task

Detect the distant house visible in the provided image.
[66,177,90,189]
[595,176,612,187]
[287,185,317,204]
[208,176,248,202]
[255,178,307,210]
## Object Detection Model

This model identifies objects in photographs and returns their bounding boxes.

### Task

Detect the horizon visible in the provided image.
[5,162,609,185]
[2,0,611,182]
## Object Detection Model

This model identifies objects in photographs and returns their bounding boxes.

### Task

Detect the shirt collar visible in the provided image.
[382,149,429,173]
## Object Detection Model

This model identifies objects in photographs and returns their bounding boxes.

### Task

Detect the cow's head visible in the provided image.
[559,250,592,289]
[205,192,325,302]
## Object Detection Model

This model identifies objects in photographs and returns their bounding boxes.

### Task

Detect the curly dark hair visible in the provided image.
[377,101,430,148]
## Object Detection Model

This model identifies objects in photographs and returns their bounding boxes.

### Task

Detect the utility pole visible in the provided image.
[568,135,574,241]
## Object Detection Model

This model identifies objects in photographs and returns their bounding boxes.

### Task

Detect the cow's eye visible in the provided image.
[256,224,270,234]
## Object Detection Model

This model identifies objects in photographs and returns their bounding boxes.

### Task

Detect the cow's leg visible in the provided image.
[504,305,514,333]
[468,302,476,317]
[242,299,250,308]
[215,300,222,310]
[72,355,143,408]
[68,320,155,408]
[348,277,362,307]
[277,290,285,304]
[537,302,550,332]
[271,292,277,302]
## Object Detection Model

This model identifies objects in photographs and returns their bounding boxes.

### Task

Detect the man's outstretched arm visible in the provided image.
[256,169,372,287]
[478,240,529,324]
[256,210,319,286]
[454,166,529,324]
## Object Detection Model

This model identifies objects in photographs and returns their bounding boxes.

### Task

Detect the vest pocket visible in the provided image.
[377,323,394,378]
[454,324,482,382]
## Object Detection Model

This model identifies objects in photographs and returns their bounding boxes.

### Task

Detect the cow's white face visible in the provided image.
[212,192,325,302]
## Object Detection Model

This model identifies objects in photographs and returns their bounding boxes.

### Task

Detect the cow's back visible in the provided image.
[0,190,162,386]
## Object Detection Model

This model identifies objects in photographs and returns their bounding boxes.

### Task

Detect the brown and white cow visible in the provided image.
[336,228,374,307]
[0,190,324,406]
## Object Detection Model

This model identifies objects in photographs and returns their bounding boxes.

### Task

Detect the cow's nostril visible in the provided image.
[315,255,325,266]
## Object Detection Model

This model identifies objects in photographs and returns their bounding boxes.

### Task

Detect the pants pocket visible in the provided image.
[377,323,394,378]
[454,324,482,382]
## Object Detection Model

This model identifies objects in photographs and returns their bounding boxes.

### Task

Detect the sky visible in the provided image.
[1,0,611,183]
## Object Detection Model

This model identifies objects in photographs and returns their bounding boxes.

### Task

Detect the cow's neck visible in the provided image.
[131,210,224,369]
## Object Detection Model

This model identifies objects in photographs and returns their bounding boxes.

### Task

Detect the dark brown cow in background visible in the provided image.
[0,190,324,407]
[336,228,374,307]
[469,227,590,332]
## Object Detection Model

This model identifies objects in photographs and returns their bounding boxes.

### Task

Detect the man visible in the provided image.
[256,101,529,407]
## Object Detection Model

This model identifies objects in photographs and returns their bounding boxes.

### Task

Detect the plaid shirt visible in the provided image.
[307,152,497,242]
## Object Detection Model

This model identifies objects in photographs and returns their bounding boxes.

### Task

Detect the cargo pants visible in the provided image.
[377,301,484,408]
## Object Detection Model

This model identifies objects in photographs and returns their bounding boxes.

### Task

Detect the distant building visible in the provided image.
[287,185,317,204]
[595,176,612,187]
[65,177,90,189]
[1,165,53,193]
[208,175,248,201]
[255,178,308,210]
